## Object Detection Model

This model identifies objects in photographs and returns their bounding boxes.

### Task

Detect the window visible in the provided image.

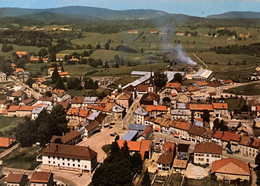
[78,164,80,167]
[62,157,64,160]
[53,161,55,164]
[63,163,65,165]
[48,161,50,164]
[68,163,70,166]
[68,158,70,161]
[78,159,80,162]
[85,165,87,168]
[73,159,75,162]
[73,164,75,167]
[57,157,60,160]
[48,156,50,159]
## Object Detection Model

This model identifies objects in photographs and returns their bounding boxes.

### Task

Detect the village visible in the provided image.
[0,47,260,186]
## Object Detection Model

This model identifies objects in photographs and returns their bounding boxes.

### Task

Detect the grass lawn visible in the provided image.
[224,83,260,95]
[2,146,42,170]
[102,144,111,154]
[0,117,22,133]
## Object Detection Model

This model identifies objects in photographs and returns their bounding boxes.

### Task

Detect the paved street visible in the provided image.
[123,95,141,129]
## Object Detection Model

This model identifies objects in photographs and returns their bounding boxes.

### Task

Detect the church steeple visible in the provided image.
[148,71,154,92]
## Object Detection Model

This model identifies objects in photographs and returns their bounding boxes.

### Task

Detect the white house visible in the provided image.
[42,143,98,172]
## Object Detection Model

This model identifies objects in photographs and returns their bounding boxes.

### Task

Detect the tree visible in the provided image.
[255,152,260,167]
[38,48,48,57]
[105,61,109,68]
[236,122,242,130]
[202,110,210,124]
[55,77,66,90]
[122,141,130,159]
[51,104,68,135]
[141,169,151,186]
[219,120,228,131]
[154,71,167,90]
[96,43,101,49]
[173,73,183,83]
[213,118,220,130]
[191,111,194,124]
[26,77,35,88]
[51,67,60,83]
[105,42,110,50]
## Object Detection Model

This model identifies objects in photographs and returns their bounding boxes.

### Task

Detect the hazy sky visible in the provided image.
[0,0,260,17]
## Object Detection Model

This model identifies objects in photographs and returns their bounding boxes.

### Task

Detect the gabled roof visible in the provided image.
[211,158,250,176]
[178,144,189,152]
[42,143,97,160]
[134,107,148,116]
[118,92,132,100]
[141,105,167,112]
[194,142,222,155]
[140,92,160,102]
[60,130,81,144]
[188,125,205,136]
[8,105,20,112]
[38,96,52,102]
[166,82,181,89]
[157,150,174,165]
[173,159,187,169]
[163,142,175,153]
[85,120,100,131]
[174,121,191,131]
[71,96,84,104]
[212,130,223,139]
[18,106,34,111]
[128,123,147,131]
[30,172,52,183]
[221,131,240,142]
[6,173,27,183]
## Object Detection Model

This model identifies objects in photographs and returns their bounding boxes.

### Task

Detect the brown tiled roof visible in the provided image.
[174,121,191,131]
[194,142,222,155]
[187,85,200,92]
[142,105,167,112]
[95,113,107,124]
[118,92,132,100]
[8,105,20,112]
[212,103,228,110]
[221,131,240,142]
[239,135,250,146]
[30,171,52,183]
[136,84,156,92]
[212,131,223,139]
[11,91,23,97]
[166,82,181,89]
[196,81,208,87]
[18,106,34,111]
[38,96,52,102]
[157,150,174,165]
[178,144,189,152]
[42,143,97,160]
[173,159,187,169]
[6,173,27,183]
[163,142,175,153]
[61,130,81,144]
[0,100,7,104]
[189,104,213,111]
[71,96,84,104]
[207,80,223,87]
[211,158,250,176]
[188,125,205,136]
[202,128,213,139]
[57,101,70,109]
[85,120,100,131]
[140,92,160,102]
[21,98,34,105]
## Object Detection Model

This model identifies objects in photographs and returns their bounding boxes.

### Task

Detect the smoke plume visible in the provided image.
[175,44,197,66]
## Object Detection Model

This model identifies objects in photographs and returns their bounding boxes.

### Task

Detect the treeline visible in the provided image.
[0,30,52,47]
[15,105,68,147]
[211,43,260,55]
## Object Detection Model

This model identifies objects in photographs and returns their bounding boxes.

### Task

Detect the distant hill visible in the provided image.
[207,11,260,19]
[0,6,168,20]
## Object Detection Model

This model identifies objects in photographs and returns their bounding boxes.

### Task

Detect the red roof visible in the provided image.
[212,131,223,139]
[166,82,181,89]
[0,137,16,147]
[221,131,240,142]
[211,158,250,176]
[163,142,175,153]
[189,104,214,111]
[194,142,222,155]
[30,172,52,183]
[212,103,228,110]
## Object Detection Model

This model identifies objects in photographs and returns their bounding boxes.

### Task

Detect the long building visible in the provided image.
[42,143,98,172]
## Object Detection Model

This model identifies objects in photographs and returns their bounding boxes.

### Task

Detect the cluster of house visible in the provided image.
[23,26,72,31]
[251,66,260,81]
[16,51,49,63]
[4,171,55,186]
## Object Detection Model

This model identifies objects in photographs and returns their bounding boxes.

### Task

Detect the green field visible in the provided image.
[224,83,260,95]
[0,117,22,133]
[2,146,42,170]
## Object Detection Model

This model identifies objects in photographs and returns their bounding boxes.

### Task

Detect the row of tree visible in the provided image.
[15,105,68,147]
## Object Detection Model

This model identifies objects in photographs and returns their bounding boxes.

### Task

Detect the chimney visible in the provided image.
[55,144,58,151]
[47,143,50,149]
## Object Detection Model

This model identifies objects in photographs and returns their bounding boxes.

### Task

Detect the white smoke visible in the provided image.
[175,44,197,66]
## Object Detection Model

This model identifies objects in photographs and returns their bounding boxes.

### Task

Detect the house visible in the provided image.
[170,121,191,140]
[82,97,98,108]
[42,143,98,172]
[157,149,175,171]
[189,104,214,118]
[136,84,157,95]
[0,72,7,82]
[128,123,147,132]
[48,67,62,76]
[188,125,206,143]
[7,91,26,101]
[0,137,16,148]
[211,130,223,145]
[59,72,70,78]
[37,96,53,105]
[30,171,54,186]
[128,30,138,34]
[173,159,188,174]
[85,120,100,138]
[6,173,29,186]
[221,131,240,152]
[166,82,181,89]
[171,109,190,121]
[71,96,84,108]
[254,118,260,128]
[20,98,35,106]
[30,56,40,62]
[138,125,153,141]
[238,135,260,159]
[212,103,229,119]
[112,104,126,121]
[16,106,34,117]
[211,158,250,181]
[117,91,133,109]
[192,70,213,80]
[193,142,222,165]
[177,144,189,160]
[7,105,20,117]
[0,100,8,111]
[51,130,81,145]
[16,51,28,58]
[117,140,152,160]
[134,107,148,124]
[39,84,52,94]
[141,105,167,118]
[52,89,71,103]
[150,30,158,34]
[31,105,53,120]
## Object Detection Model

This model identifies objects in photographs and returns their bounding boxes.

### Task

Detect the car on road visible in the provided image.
[78,173,83,177]
[110,133,115,136]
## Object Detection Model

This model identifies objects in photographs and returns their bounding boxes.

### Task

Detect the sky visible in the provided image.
[0,0,260,17]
